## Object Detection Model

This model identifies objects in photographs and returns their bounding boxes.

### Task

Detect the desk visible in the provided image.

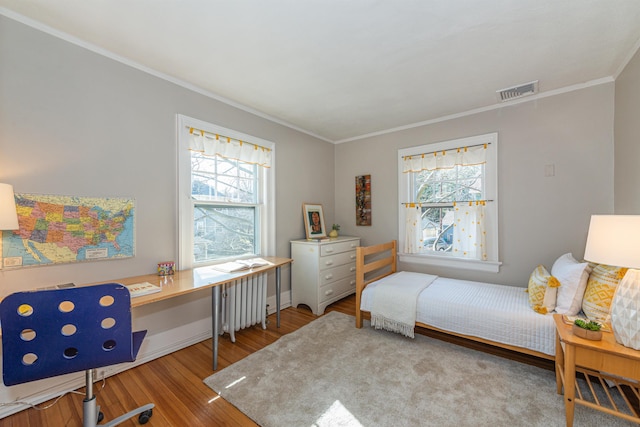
[554,314,640,426]
[86,257,292,370]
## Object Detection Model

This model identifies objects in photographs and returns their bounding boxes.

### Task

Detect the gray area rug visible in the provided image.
[204,311,635,426]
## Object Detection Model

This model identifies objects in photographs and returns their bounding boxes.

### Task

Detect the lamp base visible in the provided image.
[610,269,640,350]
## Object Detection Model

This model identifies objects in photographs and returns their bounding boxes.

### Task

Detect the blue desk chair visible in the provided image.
[1,283,154,426]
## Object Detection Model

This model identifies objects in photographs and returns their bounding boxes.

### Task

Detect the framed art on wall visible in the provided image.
[356,175,371,226]
[303,203,326,239]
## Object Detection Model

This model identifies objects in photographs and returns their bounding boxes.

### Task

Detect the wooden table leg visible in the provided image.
[555,330,564,394]
[564,343,576,427]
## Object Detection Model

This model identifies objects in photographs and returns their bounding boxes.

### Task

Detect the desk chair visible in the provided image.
[1,283,154,426]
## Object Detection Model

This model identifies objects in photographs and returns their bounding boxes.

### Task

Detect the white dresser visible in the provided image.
[291,236,360,315]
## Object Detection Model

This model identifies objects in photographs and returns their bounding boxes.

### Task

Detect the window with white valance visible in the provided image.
[188,127,272,168]
[398,133,500,272]
[402,144,487,173]
[177,114,275,269]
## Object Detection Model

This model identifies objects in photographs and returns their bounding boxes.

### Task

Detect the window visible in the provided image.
[177,115,275,269]
[398,133,500,272]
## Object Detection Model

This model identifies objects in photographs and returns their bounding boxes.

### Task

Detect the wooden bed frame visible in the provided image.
[354,240,554,361]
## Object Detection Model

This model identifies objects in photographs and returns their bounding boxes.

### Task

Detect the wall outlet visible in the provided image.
[544,164,555,177]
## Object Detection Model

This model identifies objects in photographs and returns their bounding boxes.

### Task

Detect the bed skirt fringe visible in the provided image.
[371,314,415,338]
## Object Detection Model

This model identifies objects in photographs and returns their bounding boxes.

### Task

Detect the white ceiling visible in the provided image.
[2,1,640,143]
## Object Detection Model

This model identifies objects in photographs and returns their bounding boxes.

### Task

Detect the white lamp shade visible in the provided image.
[0,183,19,230]
[584,215,640,269]
[585,215,640,349]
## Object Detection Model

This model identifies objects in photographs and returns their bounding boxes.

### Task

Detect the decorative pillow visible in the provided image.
[582,264,628,323]
[527,265,560,314]
[552,253,591,315]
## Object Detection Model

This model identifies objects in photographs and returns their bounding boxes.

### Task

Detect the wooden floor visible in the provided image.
[1,295,552,426]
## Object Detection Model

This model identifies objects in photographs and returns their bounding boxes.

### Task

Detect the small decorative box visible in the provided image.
[157,261,175,276]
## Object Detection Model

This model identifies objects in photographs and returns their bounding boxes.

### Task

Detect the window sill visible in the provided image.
[398,252,502,273]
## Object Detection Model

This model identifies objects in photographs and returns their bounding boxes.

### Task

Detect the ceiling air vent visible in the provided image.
[496,80,538,102]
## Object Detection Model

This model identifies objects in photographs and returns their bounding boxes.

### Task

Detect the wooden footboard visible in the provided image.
[354,240,554,362]
[355,240,397,328]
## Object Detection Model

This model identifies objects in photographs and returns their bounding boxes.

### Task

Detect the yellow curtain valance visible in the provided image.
[402,143,487,173]
[187,127,272,168]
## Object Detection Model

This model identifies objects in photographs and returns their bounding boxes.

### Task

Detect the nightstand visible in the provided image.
[554,314,640,426]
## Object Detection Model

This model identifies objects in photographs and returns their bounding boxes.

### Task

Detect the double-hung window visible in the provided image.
[177,115,275,269]
[398,133,500,272]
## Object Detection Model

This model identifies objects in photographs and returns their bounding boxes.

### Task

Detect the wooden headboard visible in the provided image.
[355,240,397,328]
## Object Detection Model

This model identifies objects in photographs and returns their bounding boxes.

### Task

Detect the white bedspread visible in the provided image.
[361,274,556,356]
[370,272,437,338]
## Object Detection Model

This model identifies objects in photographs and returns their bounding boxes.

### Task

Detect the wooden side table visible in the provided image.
[554,314,640,426]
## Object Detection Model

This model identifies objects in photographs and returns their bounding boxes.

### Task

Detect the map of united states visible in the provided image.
[2,194,134,267]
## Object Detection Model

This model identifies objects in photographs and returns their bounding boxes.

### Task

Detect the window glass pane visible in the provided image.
[194,205,256,262]
[421,207,454,252]
[414,164,484,203]
[191,153,257,203]
[191,151,259,263]
[457,177,483,200]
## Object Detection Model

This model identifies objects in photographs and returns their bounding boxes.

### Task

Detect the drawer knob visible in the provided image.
[325,260,334,266]
[350,266,356,272]
[325,248,334,253]
[325,289,334,296]
[324,274,333,280]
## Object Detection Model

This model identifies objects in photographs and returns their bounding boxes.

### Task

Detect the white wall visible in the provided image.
[0,15,334,416]
[615,46,640,213]
[335,83,615,286]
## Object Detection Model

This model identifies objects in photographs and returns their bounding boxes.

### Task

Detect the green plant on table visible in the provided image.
[574,318,602,331]
[332,224,340,231]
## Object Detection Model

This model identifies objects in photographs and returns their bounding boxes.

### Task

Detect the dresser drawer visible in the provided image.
[319,250,357,271]
[319,263,356,285]
[320,239,360,256]
[319,276,357,304]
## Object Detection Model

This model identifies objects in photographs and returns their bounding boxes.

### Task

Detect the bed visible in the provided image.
[355,240,556,360]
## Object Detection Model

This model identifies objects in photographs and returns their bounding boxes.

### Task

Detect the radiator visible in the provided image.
[221,273,268,342]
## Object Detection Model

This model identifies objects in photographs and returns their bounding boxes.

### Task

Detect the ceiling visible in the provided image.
[1,1,640,143]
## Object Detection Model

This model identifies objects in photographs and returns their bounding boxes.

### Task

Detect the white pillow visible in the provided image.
[552,253,591,315]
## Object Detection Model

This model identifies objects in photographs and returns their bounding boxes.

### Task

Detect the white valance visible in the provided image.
[402,144,486,173]
[188,128,272,168]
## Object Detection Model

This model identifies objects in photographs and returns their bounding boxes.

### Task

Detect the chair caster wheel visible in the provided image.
[98,411,104,423]
[138,408,153,424]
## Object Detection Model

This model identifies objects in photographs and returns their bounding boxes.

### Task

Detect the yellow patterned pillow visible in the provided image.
[527,265,560,314]
[582,264,628,323]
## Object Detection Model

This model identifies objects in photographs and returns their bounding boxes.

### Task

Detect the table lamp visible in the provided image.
[0,183,19,269]
[584,214,640,349]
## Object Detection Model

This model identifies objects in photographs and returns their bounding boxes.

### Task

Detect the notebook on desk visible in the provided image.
[212,258,272,273]
[126,282,162,298]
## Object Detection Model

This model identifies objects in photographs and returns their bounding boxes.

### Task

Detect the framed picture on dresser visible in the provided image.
[303,203,326,239]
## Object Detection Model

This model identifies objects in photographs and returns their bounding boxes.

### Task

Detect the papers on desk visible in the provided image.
[211,258,272,273]
[126,282,162,298]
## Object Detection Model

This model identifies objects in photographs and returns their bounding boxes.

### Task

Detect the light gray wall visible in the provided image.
[0,15,335,297]
[335,84,615,287]
[615,46,640,213]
